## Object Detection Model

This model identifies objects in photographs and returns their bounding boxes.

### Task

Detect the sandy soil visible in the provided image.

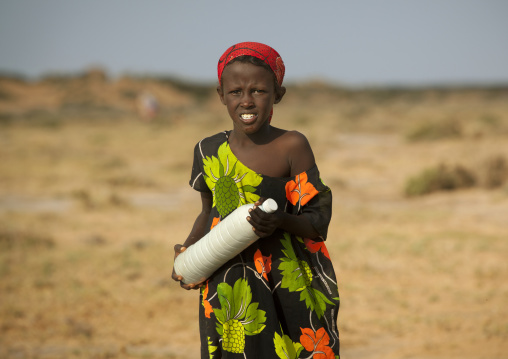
[1,85,508,358]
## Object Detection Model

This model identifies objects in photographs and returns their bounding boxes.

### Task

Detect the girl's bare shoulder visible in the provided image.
[275,130,315,175]
[274,130,311,151]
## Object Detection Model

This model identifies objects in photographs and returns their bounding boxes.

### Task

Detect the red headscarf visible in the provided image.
[217,42,285,86]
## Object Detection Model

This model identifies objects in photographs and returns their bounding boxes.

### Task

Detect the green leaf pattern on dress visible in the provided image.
[279,232,334,319]
[202,142,262,217]
[213,278,267,354]
[273,331,304,359]
[207,336,217,359]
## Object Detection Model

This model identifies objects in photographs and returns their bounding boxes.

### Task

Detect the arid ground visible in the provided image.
[1,72,507,358]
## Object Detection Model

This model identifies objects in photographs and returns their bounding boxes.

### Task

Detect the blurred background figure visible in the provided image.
[136,91,158,121]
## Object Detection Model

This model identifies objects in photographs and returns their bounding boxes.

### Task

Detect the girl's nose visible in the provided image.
[240,93,254,107]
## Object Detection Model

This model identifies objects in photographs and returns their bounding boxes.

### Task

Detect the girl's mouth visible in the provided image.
[240,113,257,124]
[240,113,256,120]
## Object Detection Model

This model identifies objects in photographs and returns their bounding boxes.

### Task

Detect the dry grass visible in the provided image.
[1,85,508,358]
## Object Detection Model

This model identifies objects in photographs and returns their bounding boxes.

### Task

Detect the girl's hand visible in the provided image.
[172,244,205,290]
[247,198,282,238]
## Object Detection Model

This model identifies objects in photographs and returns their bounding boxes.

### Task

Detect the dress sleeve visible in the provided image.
[285,165,332,240]
[189,140,211,193]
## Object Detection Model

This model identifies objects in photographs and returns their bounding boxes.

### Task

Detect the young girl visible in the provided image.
[173,42,340,359]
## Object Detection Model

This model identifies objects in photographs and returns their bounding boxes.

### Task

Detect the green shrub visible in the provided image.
[405,164,476,196]
[406,120,462,142]
[478,114,500,127]
[479,155,508,189]
[0,229,55,250]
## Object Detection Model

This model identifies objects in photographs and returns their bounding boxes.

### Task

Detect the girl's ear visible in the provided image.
[217,86,226,105]
[274,86,286,104]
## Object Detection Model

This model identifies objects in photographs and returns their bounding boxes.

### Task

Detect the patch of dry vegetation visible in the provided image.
[1,74,508,358]
[404,154,508,196]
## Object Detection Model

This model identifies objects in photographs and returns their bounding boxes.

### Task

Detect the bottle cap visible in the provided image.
[261,198,278,213]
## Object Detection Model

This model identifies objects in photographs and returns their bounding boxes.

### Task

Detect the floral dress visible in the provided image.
[189,131,340,359]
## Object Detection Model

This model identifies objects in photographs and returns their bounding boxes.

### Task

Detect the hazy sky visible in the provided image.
[1,0,507,86]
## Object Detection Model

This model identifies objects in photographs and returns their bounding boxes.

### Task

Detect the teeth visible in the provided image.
[241,114,255,120]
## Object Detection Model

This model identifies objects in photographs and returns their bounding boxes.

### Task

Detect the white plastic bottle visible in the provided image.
[174,198,278,284]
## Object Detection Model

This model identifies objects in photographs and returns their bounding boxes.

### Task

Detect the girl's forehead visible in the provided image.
[221,62,275,84]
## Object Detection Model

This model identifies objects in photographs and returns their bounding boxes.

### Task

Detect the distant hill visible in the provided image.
[0,68,215,120]
[1,67,507,122]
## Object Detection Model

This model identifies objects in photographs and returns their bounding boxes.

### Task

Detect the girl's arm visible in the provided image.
[180,191,213,248]
[248,201,320,239]
[172,191,213,289]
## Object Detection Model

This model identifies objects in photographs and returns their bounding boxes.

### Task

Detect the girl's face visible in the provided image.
[218,61,285,135]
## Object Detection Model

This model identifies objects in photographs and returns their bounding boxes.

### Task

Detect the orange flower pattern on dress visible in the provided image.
[211,217,220,230]
[254,249,272,280]
[202,281,214,319]
[304,238,331,260]
[285,172,319,208]
[300,327,335,359]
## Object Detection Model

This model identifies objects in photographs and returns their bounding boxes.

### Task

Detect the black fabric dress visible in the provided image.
[188,131,340,359]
